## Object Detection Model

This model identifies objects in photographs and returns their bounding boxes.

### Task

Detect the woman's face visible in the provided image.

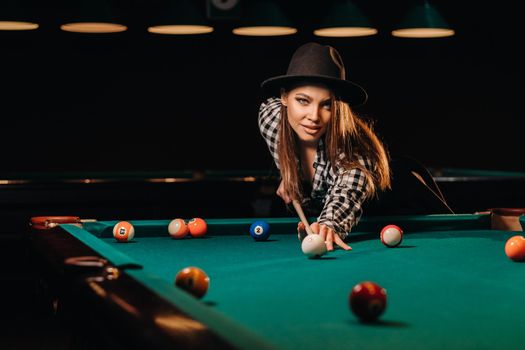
[281,85,332,145]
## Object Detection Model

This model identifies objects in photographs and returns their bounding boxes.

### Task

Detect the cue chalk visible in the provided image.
[292,200,315,235]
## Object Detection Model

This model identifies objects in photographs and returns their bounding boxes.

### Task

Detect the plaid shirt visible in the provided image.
[258,97,371,239]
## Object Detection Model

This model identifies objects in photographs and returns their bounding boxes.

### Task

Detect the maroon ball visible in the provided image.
[349,281,387,322]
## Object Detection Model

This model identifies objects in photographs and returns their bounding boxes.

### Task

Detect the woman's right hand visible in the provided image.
[276,180,292,204]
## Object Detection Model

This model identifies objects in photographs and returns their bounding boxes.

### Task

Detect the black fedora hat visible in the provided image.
[261,42,367,106]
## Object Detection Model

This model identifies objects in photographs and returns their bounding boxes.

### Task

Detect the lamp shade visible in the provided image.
[233,0,296,36]
[148,0,213,35]
[60,0,127,33]
[314,1,377,37]
[0,0,38,30]
[392,1,454,38]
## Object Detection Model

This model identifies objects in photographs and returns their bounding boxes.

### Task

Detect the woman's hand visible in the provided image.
[276,180,292,204]
[297,222,352,251]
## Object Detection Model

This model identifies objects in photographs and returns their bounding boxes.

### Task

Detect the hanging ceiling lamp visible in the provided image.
[60,0,127,34]
[392,1,455,38]
[233,0,296,36]
[314,0,377,37]
[148,0,213,35]
[0,0,38,31]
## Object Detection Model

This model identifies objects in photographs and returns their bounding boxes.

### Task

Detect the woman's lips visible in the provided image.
[301,125,321,135]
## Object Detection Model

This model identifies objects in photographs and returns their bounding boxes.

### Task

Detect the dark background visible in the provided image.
[1,0,524,174]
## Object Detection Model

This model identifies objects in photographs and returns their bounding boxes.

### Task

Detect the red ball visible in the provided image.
[175,266,210,299]
[505,235,525,261]
[349,281,387,322]
[187,218,207,238]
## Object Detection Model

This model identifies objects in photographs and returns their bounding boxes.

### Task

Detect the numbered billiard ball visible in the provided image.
[349,281,387,322]
[380,224,403,248]
[505,235,525,261]
[175,266,210,299]
[187,218,207,237]
[168,218,189,239]
[112,221,135,242]
[250,220,270,241]
[301,234,327,258]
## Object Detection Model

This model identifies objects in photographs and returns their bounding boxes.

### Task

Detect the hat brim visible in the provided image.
[261,75,368,107]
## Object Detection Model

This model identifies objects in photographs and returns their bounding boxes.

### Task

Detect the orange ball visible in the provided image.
[175,266,210,299]
[505,235,525,261]
[187,218,207,237]
[168,218,189,239]
[112,221,135,242]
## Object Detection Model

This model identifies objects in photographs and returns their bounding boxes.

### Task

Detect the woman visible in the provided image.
[259,42,391,251]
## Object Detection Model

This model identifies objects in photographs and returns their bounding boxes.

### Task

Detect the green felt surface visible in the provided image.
[96,226,525,350]
[125,268,277,350]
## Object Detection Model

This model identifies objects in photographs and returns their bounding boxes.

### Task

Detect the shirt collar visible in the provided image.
[314,138,327,167]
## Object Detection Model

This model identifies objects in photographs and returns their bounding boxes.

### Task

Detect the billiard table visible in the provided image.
[3,166,525,234]
[431,167,525,212]
[29,213,525,350]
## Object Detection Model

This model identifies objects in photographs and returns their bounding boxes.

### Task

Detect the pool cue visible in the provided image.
[410,171,455,214]
[292,200,315,235]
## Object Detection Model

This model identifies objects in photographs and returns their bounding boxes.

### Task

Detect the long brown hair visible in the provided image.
[277,95,391,202]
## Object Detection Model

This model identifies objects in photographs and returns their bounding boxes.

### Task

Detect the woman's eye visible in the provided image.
[322,103,331,110]
[296,98,308,105]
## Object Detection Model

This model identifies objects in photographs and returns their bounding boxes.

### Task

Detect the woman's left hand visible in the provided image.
[318,224,352,251]
[297,222,352,251]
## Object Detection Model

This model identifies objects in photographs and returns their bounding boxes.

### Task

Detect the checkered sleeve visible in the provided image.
[317,156,372,240]
[258,97,282,169]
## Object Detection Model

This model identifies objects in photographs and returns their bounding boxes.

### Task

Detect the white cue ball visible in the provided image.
[301,234,327,258]
[380,224,403,247]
